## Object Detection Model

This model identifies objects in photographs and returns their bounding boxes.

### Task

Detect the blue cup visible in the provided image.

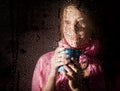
[58,48,82,72]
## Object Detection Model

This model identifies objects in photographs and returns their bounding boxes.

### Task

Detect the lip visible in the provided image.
[71,36,77,41]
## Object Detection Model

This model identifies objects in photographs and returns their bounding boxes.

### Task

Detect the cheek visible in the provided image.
[63,27,76,38]
[64,31,71,40]
[63,25,70,33]
[64,30,75,39]
[63,26,72,38]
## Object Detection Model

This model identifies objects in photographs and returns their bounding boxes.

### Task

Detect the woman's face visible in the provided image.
[62,5,87,48]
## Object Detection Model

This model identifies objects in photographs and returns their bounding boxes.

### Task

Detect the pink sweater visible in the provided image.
[32,39,106,91]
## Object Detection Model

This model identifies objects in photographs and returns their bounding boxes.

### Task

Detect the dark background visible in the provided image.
[0,0,120,91]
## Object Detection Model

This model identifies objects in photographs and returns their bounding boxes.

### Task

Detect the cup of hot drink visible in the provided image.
[58,48,82,72]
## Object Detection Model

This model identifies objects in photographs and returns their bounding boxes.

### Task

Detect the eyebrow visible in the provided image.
[64,20,71,24]
[77,17,84,22]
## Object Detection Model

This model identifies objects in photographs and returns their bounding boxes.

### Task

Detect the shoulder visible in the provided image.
[41,51,55,59]
[34,51,55,70]
[37,51,55,63]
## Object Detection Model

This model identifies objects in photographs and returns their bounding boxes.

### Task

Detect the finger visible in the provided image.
[55,53,65,62]
[68,63,78,73]
[58,53,68,59]
[56,61,65,67]
[69,60,84,74]
[71,60,81,69]
[71,59,82,70]
[56,58,62,63]
[71,59,79,65]
[61,70,73,80]
[57,53,71,64]
[67,63,84,79]
[57,53,63,59]
[55,48,66,60]
[64,54,71,60]
[63,53,71,64]
[80,55,89,70]
[55,47,65,53]
[65,73,73,80]
[60,70,67,76]
[64,65,75,78]
[56,60,70,67]
[81,62,89,70]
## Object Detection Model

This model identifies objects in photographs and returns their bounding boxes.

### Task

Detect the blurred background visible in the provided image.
[0,0,120,91]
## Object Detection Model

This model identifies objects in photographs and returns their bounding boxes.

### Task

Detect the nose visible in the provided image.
[68,29,77,40]
[69,29,76,37]
[69,24,77,36]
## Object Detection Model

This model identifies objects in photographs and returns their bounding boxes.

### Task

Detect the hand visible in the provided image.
[62,59,89,91]
[50,47,70,76]
[43,47,70,91]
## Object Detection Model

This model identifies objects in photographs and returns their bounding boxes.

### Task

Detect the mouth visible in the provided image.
[70,39,83,48]
[76,38,84,45]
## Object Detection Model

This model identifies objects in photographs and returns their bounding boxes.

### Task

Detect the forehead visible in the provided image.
[63,5,83,20]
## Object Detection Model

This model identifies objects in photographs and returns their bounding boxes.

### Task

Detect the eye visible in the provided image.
[78,20,86,27]
[76,17,86,28]
[75,21,86,32]
[64,20,71,25]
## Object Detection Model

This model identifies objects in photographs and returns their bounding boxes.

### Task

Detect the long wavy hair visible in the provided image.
[59,0,102,42]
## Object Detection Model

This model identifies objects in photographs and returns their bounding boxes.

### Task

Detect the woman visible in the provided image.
[32,2,105,91]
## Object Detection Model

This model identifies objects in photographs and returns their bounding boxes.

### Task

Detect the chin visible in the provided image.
[70,41,83,49]
[66,39,81,48]
[70,43,79,48]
